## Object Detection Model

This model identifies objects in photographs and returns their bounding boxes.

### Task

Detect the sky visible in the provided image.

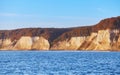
[0,0,120,30]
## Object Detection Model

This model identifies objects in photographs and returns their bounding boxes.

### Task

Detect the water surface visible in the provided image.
[0,51,120,75]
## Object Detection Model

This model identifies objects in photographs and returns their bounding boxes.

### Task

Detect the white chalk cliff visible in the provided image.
[51,29,120,51]
[0,36,50,50]
[0,16,120,51]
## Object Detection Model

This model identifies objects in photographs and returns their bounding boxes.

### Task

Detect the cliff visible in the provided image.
[0,16,120,51]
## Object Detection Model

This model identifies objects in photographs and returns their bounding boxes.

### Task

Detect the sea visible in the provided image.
[0,51,120,75]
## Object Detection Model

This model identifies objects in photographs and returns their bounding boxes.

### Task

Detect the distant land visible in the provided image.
[0,16,120,51]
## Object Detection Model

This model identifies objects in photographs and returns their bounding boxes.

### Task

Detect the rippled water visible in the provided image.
[0,51,120,75]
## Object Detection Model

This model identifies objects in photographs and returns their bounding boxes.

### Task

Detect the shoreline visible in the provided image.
[0,50,117,52]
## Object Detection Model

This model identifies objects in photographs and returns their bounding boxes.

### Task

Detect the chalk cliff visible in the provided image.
[0,16,120,51]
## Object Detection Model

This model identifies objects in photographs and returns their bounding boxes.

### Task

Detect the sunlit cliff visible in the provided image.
[0,16,120,51]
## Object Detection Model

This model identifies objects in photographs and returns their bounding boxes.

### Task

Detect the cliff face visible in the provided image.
[51,29,119,51]
[0,16,120,51]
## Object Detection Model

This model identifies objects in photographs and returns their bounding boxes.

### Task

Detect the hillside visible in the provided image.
[0,16,120,51]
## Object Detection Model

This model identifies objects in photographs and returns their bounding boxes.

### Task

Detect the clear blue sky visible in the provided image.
[0,0,120,30]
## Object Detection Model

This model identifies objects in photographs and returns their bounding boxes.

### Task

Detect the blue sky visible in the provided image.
[0,0,120,30]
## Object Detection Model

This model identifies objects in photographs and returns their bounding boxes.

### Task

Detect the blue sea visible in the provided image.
[0,51,120,75]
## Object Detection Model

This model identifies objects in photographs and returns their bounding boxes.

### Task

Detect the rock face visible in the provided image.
[51,29,114,50]
[14,36,32,50]
[0,16,120,51]
[32,37,50,50]
[0,36,50,50]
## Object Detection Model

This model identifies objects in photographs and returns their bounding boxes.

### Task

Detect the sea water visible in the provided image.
[0,51,120,75]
